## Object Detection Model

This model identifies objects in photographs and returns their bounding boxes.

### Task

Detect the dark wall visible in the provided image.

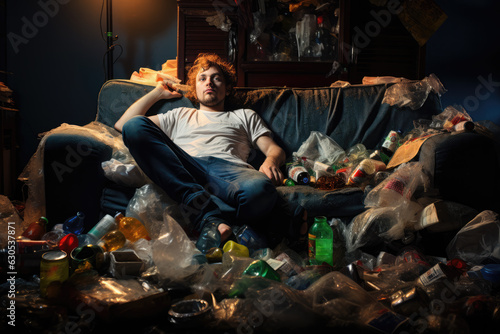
[3,0,499,190]
[426,0,500,124]
[4,0,177,176]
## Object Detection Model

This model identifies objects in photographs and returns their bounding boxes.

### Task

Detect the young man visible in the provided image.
[116,53,302,250]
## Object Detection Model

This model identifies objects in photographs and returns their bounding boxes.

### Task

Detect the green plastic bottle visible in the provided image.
[308,216,333,266]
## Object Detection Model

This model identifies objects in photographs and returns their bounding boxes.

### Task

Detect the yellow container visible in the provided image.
[222,240,249,257]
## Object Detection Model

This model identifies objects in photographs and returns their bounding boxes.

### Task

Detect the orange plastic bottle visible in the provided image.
[97,230,126,252]
[114,212,150,243]
[21,217,49,240]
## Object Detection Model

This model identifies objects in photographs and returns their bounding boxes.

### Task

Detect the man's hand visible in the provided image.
[259,158,284,186]
[155,81,183,100]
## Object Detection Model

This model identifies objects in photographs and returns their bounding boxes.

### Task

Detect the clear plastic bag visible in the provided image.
[126,184,187,240]
[151,208,205,282]
[364,162,429,209]
[292,131,345,166]
[101,158,150,188]
[446,210,500,265]
[0,195,25,248]
[382,74,446,110]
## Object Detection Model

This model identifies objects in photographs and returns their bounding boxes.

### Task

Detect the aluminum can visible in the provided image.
[40,250,69,298]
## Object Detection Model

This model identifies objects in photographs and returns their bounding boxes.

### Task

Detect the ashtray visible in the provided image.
[168,299,211,323]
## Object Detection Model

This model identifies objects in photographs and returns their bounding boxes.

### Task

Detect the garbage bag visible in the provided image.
[446,210,500,265]
[292,131,345,165]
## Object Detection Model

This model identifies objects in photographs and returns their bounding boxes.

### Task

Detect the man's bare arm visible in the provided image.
[255,135,286,186]
[114,82,182,132]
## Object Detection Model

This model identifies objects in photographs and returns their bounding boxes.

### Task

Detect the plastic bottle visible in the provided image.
[97,229,126,252]
[346,158,381,187]
[195,222,221,254]
[63,212,85,235]
[381,130,400,158]
[21,217,49,240]
[286,161,310,185]
[234,224,268,251]
[242,259,281,281]
[114,212,150,242]
[222,240,250,257]
[308,216,333,266]
[88,214,117,241]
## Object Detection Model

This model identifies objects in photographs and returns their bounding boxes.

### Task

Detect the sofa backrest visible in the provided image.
[96,79,442,167]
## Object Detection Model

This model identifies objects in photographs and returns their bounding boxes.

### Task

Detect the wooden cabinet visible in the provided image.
[1,107,18,197]
[177,0,425,88]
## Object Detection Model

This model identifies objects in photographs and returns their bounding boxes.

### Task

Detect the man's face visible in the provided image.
[195,65,227,111]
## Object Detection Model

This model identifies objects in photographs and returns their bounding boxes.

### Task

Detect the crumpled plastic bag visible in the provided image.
[429,105,473,130]
[345,206,400,253]
[151,205,206,282]
[206,12,232,32]
[0,195,25,248]
[102,158,150,188]
[292,131,345,165]
[382,73,447,110]
[126,183,187,240]
[446,210,500,265]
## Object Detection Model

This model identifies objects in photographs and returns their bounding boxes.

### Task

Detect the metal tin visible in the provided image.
[40,250,69,298]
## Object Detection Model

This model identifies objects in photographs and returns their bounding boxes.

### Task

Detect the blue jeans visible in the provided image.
[122,116,279,233]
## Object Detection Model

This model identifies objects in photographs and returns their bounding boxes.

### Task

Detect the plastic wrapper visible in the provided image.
[292,131,345,166]
[18,122,126,226]
[345,206,400,253]
[102,157,150,188]
[381,73,446,110]
[446,210,500,265]
[0,195,25,248]
[206,12,232,32]
[305,271,408,332]
[429,105,472,130]
[125,183,187,240]
[151,206,205,282]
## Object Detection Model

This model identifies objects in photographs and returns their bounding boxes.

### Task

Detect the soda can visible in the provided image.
[40,250,69,298]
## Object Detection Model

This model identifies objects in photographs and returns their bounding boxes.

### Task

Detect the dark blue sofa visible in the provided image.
[42,79,500,233]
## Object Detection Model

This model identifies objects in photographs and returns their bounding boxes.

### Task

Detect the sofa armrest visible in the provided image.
[44,133,113,231]
[418,131,500,213]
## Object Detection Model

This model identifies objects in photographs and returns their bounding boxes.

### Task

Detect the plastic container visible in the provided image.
[97,230,126,252]
[88,214,117,241]
[222,240,250,257]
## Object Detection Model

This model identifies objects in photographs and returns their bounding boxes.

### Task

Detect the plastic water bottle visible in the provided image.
[308,216,333,266]
[63,212,85,235]
[195,222,221,254]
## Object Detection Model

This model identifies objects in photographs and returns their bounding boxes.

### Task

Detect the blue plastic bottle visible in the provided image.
[63,212,86,235]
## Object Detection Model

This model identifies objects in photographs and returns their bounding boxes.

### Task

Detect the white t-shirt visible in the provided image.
[157,107,272,167]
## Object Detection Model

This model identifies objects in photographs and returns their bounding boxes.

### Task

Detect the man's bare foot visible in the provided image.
[218,223,232,242]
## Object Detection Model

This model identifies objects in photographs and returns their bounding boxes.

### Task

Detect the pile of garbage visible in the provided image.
[2,106,500,333]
